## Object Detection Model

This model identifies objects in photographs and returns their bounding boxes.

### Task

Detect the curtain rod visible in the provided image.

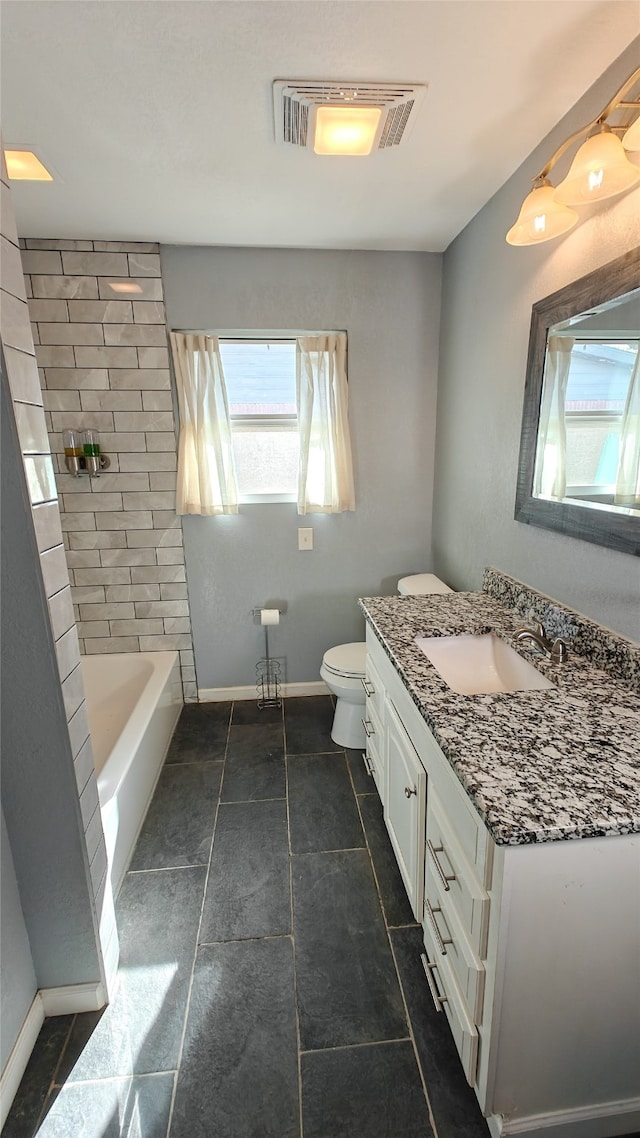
[170,329,346,338]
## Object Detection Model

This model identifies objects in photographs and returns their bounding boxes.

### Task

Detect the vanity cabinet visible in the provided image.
[365,626,640,1138]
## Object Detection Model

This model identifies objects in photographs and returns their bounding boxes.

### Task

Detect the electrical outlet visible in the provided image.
[298,527,313,551]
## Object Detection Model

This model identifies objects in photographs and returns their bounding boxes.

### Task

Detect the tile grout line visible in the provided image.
[299,1035,412,1056]
[163,699,234,1138]
[283,705,305,1138]
[353,785,441,1138]
[386,933,441,1138]
[54,1069,178,1090]
[30,1014,79,1135]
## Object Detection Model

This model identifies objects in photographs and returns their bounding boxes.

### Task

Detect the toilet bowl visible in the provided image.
[320,642,368,749]
[321,573,452,749]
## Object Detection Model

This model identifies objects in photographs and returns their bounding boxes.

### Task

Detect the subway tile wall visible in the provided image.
[21,238,197,701]
[1,161,116,985]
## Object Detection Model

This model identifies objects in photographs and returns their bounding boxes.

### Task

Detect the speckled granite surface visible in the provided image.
[360,574,640,847]
[483,568,640,689]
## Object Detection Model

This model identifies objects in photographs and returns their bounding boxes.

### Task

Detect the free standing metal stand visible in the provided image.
[255,622,282,709]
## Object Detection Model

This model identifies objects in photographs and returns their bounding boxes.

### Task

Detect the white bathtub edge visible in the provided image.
[109,691,182,898]
[86,651,183,900]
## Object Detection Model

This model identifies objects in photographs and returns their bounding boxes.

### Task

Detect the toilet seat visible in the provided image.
[322,641,367,679]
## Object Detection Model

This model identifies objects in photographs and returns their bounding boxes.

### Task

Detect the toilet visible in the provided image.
[320,573,452,749]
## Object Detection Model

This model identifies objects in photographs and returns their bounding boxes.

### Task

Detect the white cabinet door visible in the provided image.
[384,697,426,920]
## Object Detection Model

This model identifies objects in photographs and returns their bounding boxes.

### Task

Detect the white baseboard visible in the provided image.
[198,680,330,702]
[489,1097,640,1138]
[39,980,107,1017]
[0,981,109,1127]
[0,994,44,1130]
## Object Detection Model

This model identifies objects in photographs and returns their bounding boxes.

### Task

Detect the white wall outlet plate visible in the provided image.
[298,528,313,551]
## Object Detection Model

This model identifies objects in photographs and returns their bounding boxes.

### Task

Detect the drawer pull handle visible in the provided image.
[420,953,448,1012]
[425,898,453,956]
[427,839,457,892]
[361,718,375,738]
[404,785,417,798]
[363,752,375,777]
[361,677,375,697]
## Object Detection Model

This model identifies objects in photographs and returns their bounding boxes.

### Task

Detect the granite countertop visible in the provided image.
[360,589,640,846]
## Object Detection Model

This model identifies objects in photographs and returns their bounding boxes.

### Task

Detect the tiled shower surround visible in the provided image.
[21,238,197,701]
[2,165,114,987]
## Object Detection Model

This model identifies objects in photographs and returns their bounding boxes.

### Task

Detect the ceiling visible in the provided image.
[1,0,638,252]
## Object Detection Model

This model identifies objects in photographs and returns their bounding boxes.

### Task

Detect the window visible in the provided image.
[169,330,355,516]
[219,339,299,502]
[563,340,639,500]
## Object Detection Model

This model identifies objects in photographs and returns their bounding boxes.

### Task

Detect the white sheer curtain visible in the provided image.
[296,333,355,514]
[615,346,640,507]
[169,333,238,515]
[533,335,573,500]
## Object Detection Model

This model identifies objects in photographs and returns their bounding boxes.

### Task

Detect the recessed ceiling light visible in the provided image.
[4,150,53,181]
[107,280,143,294]
[314,106,382,156]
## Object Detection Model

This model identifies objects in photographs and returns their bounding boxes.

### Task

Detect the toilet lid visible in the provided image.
[397,573,453,596]
[323,641,367,678]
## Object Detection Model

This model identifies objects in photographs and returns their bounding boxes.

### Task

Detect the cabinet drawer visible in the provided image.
[423,868,485,1024]
[420,938,478,1087]
[426,792,490,958]
[364,651,385,724]
[421,733,493,889]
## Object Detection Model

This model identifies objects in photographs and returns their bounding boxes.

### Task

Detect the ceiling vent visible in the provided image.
[273,80,427,151]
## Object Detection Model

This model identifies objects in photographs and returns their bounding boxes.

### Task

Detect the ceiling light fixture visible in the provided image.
[4,149,53,181]
[314,105,382,156]
[273,80,427,155]
[506,66,640,246]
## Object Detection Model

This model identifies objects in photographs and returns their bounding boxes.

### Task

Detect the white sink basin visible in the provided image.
[414,633,555,695]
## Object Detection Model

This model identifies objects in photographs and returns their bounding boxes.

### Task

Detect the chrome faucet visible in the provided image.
[513,621,569,664]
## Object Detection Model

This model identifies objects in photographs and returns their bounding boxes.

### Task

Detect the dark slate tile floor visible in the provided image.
[4,696,491,1138]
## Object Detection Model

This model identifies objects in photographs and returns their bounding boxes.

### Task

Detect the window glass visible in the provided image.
[564,341,637,494]
[219,340,298,500]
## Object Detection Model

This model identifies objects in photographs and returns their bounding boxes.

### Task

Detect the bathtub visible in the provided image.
[81,652,183,896]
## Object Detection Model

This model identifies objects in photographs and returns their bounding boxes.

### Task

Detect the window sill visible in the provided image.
[238,493,297,505]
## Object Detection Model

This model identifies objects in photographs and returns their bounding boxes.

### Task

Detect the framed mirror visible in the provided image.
[515,247,640,556]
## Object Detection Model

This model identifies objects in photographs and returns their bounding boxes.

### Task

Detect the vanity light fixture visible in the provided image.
[4,149,53,181]
[507,66,640,246]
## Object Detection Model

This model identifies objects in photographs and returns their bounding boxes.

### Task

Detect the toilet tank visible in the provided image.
[397,573,452,596]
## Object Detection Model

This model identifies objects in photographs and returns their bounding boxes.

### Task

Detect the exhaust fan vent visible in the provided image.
[274,80,427,150]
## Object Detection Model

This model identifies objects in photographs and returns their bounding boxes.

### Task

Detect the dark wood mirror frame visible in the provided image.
[514,247,640,558]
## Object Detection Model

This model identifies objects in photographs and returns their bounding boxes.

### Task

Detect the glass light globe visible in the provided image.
[506,182,578,246]
[622,115,640,153]
[553,131,640,205]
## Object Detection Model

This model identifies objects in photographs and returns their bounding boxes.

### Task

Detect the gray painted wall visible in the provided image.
[1,366,103,992]
[161,247,442,688]
[0,808,37,1069]
[433,41,640,642]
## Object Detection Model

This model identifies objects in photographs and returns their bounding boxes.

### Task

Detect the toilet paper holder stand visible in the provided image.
[252,607,283,710]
